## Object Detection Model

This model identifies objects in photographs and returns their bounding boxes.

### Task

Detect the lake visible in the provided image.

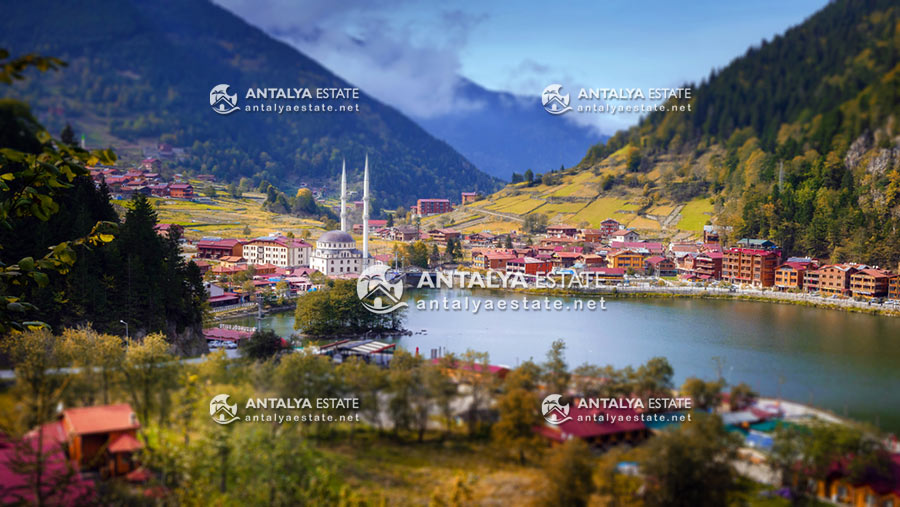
[224,289,900,433]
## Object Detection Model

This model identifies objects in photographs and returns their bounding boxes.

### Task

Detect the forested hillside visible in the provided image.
[0,0,500,209]
[579,0,900,264]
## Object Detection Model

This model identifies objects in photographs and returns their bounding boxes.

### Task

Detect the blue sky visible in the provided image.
[216,0,828,133]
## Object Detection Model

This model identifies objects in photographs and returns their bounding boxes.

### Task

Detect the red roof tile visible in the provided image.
[63,404,139,435]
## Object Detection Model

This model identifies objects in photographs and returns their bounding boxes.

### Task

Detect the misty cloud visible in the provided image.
[214,0,487,118]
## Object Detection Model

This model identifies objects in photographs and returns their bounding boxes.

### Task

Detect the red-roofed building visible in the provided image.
[599,218,621,238]
[461,192,478,204]
[430,358,509,380]
[197,239,244,259]
[580,228,603,242]
[552,251,582,269]
[723,248,781,287]
[506,257,553,277]
[546,224,578,238]
[817,264,862,297]
[850,268,897,298]
[478,251,517,270]
[415,198,452,216]
[585,267,626,283]
[535,403,649,447]
[774,260,818,291]
[169,183,194,199]
[644,256,676,276]
[153,223,183,238]
[62,404,142,477]
[428,228,461,245]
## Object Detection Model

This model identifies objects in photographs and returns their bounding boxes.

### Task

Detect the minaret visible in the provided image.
[339,159,347,232]
[362,154,369,265]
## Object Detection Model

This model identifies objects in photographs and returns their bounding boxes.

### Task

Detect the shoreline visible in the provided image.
[506,285,900,318]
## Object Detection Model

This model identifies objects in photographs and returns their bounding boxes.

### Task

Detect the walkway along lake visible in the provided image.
[224,288,900,433]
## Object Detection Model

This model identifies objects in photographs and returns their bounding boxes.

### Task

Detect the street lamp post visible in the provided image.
[120,320,129,339]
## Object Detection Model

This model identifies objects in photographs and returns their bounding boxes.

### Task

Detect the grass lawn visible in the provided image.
[676,197,714,232]
[461,220,522,234]
[571,196,631,227]
[319,433,545,505]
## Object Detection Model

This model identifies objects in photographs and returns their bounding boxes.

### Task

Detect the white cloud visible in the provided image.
[214,0,486,118]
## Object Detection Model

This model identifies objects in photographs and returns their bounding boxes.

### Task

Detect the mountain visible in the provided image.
[0,0,501,209]
[413,79,606,181]
[569,0,899,264]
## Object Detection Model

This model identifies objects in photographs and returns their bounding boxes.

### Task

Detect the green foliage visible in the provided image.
[523,213,549,234]
[542,339,570,394]
[537,439,596,507]
[294,279,405,336]
[240,328,283,360]
[771,420,889,501]
[679,377,725,411]
[401,240,429,268]
[578,1,900,264]
[640,414,742,507]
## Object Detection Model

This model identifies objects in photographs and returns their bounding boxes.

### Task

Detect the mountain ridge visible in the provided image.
[0,0,502,209]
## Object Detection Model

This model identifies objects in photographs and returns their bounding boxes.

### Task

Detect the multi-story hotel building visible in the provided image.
[723,247,780,287]
[242,236,312,268]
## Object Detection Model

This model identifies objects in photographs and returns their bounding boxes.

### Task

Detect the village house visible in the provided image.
[817,264,862,297]
[476,251,517,270]
[534,404,650,448]
[466,232,496,246]
[804,268,821,293]
[610,229,640,243]
[388,225,420,242]
[576,253,606,268]
[580,228,604,242]
[461,191,478,204]
[352,219,388,234]
[644,256,677,277]
[694,252,724,280]
[607,249,644,272]
[849,268,896,298]
[599,218,621,238]
[153,223,183,238]
[242,236,312,268]
[168,183,194,199]
[218,255,245,268]
[540,236,579,248]
[506,257,553,277]
[62,404,143,478]
[891,276,900,301]
[546,224,578,238]
[551,251,582,269]
[196,238,244,259]
[774,258,818,291]
[610,241,665,257]
[585,266,626,283]
[428,228,461,245]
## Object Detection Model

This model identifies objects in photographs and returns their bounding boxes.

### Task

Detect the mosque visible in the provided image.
[309,156,370,276]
